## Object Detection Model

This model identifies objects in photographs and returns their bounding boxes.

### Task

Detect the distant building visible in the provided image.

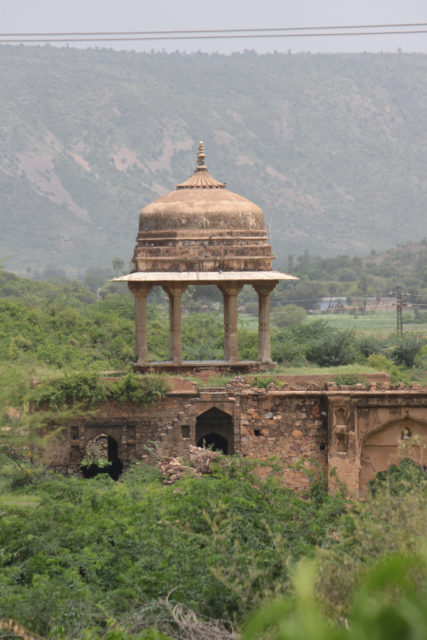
[317,297,348,312]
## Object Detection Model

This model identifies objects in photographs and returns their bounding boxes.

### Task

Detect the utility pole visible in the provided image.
[396,286,403,337]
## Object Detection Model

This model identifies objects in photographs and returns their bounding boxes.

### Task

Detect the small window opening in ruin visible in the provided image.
[83,436,123,481]
[181,425,190,438]
[401,426,412,440]
[254,429,262,437]
[319,443,326,451]
[71,426,79,440]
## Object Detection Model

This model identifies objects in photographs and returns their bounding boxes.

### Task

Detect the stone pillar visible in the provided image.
[128,283,152,365]
[222,293,231,360]
[253,282,277,363]
[168,293,174,360]
[163,284,188,364]
[218,283,243,363]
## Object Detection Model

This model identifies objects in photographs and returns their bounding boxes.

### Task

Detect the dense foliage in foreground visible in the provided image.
[0,459,345,638]
[246,461,427,640]
[245,551,427,640]
[1,460,427,639]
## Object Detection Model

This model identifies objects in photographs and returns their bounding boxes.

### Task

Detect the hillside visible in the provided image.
[1,46,427,273]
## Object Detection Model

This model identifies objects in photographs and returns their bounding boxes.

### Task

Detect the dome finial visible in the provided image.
[196,140,207,171]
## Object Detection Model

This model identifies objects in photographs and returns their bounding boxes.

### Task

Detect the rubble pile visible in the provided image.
[160,444,220,484]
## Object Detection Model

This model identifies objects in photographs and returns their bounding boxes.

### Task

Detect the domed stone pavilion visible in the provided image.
[115,142,297,371]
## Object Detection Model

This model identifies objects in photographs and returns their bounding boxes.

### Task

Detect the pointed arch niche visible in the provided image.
[359,417,427,490]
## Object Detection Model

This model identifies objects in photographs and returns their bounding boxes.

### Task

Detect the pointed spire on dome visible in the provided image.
[176,141,226,190]
[196,140,207,171]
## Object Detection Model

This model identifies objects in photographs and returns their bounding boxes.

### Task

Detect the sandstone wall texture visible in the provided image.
[43,377,427,497]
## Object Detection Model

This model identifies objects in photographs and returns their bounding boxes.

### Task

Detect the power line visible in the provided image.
[1,31,427,43]
[1,25,427,43]
[271,293,427,305]
[1,22,427,37]
[271,299,427,309]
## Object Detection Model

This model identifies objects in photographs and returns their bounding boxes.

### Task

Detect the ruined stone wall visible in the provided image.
[327,390,427,495]
[43,395,196,475]
[239,392,328,491]
[42,380,427,497]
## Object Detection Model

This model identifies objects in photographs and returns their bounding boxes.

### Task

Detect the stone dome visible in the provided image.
[132,142,274,273]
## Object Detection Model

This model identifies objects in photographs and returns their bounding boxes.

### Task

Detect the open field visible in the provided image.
[242,311,427,338]
[244,311,427,338]
[307,311,427,338]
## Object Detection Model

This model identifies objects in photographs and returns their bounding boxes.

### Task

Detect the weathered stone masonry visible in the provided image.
[43,378,427,497]
[114,141,297,371]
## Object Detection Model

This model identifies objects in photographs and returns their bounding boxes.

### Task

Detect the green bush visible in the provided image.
[365,353,409,384]
[32,372,170,409]
[307,329,357,367]
[368,457,427,496]
[358,334,383,357]
[392,332,426,367]
[237,328,258,360]
[31,371,108,409]
[251,375,282,389]
[182,312,223,360]
[272,319,330,365]
[271,305,307,328]
[333,373,360,386]
[244,552,427,640]
[0,461,345,638]
[316,462,427,619]
[111,373,170,405]
[245,468,427,640]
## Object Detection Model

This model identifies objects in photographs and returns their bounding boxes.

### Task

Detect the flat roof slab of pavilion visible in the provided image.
[113,270,297,284]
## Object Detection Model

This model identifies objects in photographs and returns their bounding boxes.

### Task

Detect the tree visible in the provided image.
[392,333,426,368]
[307,329,357,367]
[271,304,306,328]
[279,281,326,311]
[83,267,108,293]
[112,257,125,277]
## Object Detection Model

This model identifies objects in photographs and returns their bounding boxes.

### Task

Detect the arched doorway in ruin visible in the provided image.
[82,433,123,481]
[196,407,233,454]
[359,417,427,493]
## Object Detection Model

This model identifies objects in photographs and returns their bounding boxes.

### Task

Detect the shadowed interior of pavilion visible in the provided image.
[114,142,297,372]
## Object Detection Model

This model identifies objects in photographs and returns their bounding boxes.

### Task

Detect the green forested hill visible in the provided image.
[1,46,427,273]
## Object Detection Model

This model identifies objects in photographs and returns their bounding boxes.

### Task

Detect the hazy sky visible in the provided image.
[2,0,427,54]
